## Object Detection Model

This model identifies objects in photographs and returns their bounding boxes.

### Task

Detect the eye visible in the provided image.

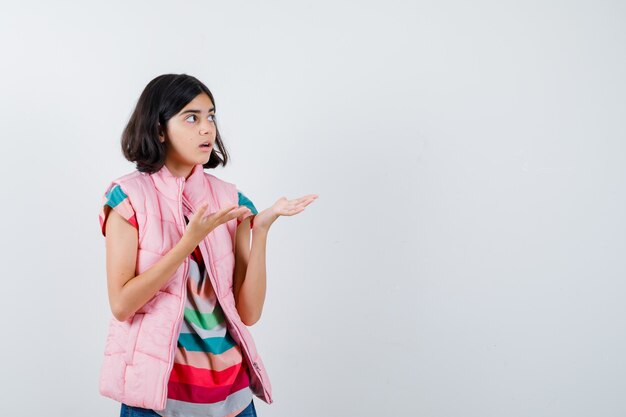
[185,114,216,123]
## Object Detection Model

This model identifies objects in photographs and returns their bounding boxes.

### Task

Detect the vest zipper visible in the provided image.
[161,176,190,409]
[181,196,272,403]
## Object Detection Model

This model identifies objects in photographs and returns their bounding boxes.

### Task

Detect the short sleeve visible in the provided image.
[99,184,138,236]
[236,190,258,228]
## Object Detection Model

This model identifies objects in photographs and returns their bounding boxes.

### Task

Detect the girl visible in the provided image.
[98,74,317,417]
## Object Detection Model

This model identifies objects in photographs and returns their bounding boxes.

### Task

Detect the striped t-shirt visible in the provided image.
[100,184,259,417]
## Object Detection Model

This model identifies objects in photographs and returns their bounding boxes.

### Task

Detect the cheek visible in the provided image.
[167,137,195,157]
[167,130,191,148]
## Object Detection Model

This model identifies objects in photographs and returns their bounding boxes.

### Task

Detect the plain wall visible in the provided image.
[0,1,625,416]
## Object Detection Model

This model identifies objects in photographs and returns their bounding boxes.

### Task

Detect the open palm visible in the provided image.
[253,194,318,230]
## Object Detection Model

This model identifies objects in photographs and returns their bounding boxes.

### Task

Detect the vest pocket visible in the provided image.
[124,313,145,365]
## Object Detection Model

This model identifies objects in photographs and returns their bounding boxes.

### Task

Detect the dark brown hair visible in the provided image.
[121,74,229,173]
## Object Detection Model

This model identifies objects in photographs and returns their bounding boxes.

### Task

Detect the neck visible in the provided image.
[163,159,196,180]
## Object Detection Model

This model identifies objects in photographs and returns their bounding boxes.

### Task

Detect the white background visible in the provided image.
[0,1,625,416]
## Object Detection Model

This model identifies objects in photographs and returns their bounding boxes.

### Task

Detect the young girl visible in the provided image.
[98,73,317,417]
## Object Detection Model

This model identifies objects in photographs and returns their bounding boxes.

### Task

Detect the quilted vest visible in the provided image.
[98,163,273,410]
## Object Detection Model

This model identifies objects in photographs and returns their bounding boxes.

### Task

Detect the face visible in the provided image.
[159,92,216,174]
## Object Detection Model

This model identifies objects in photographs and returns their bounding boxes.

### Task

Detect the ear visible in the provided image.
[158,123,165,143]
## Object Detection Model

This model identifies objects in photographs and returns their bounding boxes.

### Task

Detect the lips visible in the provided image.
[199,142,213,153]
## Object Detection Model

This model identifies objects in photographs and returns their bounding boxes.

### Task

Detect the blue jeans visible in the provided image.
[120,399,257,417]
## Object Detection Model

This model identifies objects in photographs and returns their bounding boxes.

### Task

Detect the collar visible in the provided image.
[151,163,209,207]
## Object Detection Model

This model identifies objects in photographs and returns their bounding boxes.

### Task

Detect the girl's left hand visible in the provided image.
[252,194,319,231]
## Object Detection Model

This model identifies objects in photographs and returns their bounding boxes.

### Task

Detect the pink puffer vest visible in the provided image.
[98,163,273,410]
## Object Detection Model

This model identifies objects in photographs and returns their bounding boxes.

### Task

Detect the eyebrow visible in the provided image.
[180,107,215,115]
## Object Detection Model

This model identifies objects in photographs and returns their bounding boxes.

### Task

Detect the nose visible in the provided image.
[199,118,215,134]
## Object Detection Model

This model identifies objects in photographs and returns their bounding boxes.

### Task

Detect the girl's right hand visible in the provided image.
[183,203,251,247]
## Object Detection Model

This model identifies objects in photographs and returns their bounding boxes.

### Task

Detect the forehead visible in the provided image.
[180,93,214,112]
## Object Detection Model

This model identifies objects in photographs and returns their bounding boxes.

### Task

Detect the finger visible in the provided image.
[215,207,250,224]
[217,206,249,221]
[230,207,252,219]
[280,207,305,216]
[213,204,239,218]
[291,198,315,210]
[191,203,209,218]
[291,194,318,204]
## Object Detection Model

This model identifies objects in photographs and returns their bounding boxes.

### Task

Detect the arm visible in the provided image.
[233,216,268,326]
[102,180,252,322]
[105,209,197,322]
[233,193,319,326]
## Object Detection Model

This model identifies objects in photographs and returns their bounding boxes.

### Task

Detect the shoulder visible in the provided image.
[110,170,148,189]
[203,171,238,200]
[203,172,258,216]
[103,170,141,190]
[102,171,141,207]
[100,171,150,219]
[100,172,141,235]
[102,170,151,201]
[104,183,130,207]
[237,190,258,214]
[203,171,234,188]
